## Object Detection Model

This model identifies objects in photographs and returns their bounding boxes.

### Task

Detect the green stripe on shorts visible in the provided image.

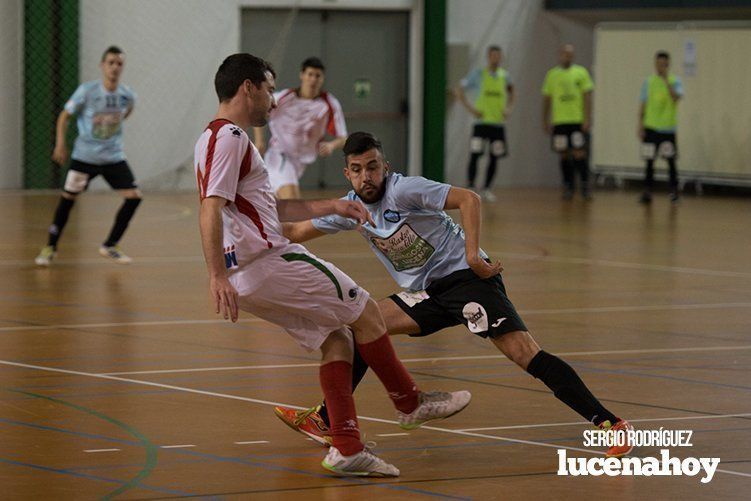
[281,252,343,301]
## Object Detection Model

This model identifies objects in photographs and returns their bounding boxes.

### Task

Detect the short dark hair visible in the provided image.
[343,132,383,159]
[301,57,325,72]
[488,45,502,53]
[101,45,123,62]
[656,51,670,60]
[214,53,276,102]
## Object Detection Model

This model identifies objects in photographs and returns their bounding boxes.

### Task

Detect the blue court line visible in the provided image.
[0,416,468,500]
[0,457,196,498]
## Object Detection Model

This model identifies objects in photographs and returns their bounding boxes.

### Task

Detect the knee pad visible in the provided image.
[490,140,506,157]
[63,170,89,194]
[658,141,676,158]
[470,137,485,154]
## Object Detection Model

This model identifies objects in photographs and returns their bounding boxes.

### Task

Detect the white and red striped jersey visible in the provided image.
[268,89,347,163]
[194,119,288,271]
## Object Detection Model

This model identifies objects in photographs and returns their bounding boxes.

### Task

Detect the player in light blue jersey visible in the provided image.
[35,46,142,266]
[274,132,634,458]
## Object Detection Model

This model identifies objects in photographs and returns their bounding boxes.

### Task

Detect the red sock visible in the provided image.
[319,361,363,456]
[356,333,419,414]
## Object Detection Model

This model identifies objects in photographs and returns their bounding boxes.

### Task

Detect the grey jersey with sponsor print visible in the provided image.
[312,173,488,291]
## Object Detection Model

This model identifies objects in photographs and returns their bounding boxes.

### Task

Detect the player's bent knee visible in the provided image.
[350,298,387,343]
[120,188,141,199]
[320,327,354,364]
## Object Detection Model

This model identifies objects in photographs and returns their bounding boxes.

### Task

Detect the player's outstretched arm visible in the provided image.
[444,187,503,279]
[277,198,374,225]
[51,110,72,165]
[199,196,239,322]
[282,221,326,243]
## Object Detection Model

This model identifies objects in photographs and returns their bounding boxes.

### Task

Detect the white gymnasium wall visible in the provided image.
[593,23,751,180]
[80,0,240,190]
[447,0,594,187]
[0,0,23,189]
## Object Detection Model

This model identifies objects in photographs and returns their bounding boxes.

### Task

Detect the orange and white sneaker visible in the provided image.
[274,405,332,447]
[599,418,635,457]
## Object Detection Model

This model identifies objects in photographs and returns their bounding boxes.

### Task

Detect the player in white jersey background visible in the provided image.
[35,46,142,266]
[195,53,471,477]
[253,57,347,199]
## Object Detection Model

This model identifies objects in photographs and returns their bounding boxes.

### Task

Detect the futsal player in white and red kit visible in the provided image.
[195,53,471,477]
[254,57,346,199]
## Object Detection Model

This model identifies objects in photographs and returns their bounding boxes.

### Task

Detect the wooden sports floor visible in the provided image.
[1,188,749,500]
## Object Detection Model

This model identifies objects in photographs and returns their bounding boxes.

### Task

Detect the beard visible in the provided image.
[356,181,386,204]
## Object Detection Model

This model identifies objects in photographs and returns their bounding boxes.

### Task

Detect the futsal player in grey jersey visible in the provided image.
[274,132,634,458]
[35,46,141,266]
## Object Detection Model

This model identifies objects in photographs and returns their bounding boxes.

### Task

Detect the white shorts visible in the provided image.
[264,146,308,192]
[230,243,370,352]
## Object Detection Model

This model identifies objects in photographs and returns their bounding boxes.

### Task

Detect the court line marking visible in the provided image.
[84,448,121,453]
[457,413,751,432]
[3,301,748,335]
[1,359,749,480]
[160,444,195,449]
[3,249,751,278]
[377,433,410,437]
[235,441,269,445]
[99,344,751,376]
[0,318,265,333]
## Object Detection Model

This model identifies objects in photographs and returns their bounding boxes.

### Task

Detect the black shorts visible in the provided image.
[389,267,527,339]
[551,124,588,153]
[641,129,678,160]
[470,124,508,158]
[64,159,138,194]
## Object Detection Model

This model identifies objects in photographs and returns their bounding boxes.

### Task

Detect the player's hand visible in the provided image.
[468,255,503,279]
[318,142,336,157]
[543,121,552,135]
[334,199,375,227]
[581,119,591,133]
[52,145,69,166]
[472,108,483,119]
[209,274,239,323]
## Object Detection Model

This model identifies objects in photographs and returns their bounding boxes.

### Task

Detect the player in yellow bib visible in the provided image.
[542,44,594,200]
[456,45,515,202]
[638,51,683,204]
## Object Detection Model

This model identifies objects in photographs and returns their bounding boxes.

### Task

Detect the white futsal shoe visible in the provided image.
[99,245,132,264]
[35,245,56,266]
[397,390,472,430]
[322,446,400,477]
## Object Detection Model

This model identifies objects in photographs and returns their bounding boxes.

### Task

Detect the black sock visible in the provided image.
[560,158,574,191]
[574,158,589,192]
[485,155,499,189]
[47,196,76,249]
[645,159,655,190]
[320,345,370,427]
[468,153,481,187]
[103,198,141,247]
[527,350,618,426]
